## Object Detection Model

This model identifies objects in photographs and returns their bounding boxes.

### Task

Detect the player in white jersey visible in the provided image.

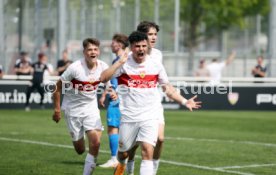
[100,31,201,175]
[52,38,110,175]
[126,21,164,175]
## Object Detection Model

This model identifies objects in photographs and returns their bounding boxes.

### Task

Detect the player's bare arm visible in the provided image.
[52,79,62,123]
[225,51,236,65]
[100,48,129,83]
[99,89,107,107]
[162,84,201,111]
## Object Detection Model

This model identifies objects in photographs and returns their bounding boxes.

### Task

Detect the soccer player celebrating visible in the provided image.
[126,21,164,175]
[100,31,201,175]
[99,33,129,168]
[52,38,110,175]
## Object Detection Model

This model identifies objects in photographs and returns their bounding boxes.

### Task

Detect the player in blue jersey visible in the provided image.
[99,33,129,168]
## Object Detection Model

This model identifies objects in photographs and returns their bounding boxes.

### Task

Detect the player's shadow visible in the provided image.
[61,161,104,167]
[61,160,83,166]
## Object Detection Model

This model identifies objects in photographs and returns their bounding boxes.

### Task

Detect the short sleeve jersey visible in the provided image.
[114,54,169,122]
[150,48,163,63]
[206,62,226,83]
[14,61,32,75]
[32,62,48,84]
[254,65,267,77]
[61,59,108,117]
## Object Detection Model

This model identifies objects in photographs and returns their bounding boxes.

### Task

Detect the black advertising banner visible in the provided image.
[0,82,275,110]
[0,84,53,109]
[163,86,276,110]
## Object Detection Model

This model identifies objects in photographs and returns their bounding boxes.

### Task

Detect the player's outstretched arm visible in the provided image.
[162,84,201,111]
[185,95,201,111]
[225,51,236,65]
[100,48,129,83]
[52,80,62,123]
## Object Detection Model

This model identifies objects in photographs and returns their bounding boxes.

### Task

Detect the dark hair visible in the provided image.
[20,51,28,56]
[137,21,160,33]
[83,38,100,49]
[38,52,45,59]
[128,31,148,45]
[212,58,217,62]
[112,33,129,49]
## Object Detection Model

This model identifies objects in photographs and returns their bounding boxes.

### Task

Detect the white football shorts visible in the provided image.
[118,119,158,152]
[64,110,103,141]
[157,105,165,124]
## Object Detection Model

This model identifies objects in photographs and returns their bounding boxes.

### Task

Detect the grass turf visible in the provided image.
[0,110,275,175]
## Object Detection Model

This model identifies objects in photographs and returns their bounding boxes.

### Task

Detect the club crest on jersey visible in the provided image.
[139,71,146,78]
[228,92,239,105]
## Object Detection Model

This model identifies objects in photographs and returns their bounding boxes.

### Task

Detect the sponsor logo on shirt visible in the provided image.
[118,74,158,88]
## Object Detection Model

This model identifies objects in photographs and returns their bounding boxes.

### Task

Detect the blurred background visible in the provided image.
[0,0,275,77]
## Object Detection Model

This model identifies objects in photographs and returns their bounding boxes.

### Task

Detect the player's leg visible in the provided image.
[100,105,120,168]
[83,129,102,175]
[126,144,138,175]
[140,142,154,175]
[83,113,103,175]
[136,119,158,175]
[25,85,35,110]
[72,138,86,155]
[108,127,119,160]
[113,151,128,175]
[114,122,139,175]
[65,116,86,154]
[37,83,45,107]
[62,111,86,154]
[99,126,119,168]
[87,129,102,156]
[153,123,165,175]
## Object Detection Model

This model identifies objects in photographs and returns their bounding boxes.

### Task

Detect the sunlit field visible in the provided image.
[0,110,275,175]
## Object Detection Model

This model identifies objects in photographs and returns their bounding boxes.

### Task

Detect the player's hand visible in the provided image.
[118,47,129,64]
[108,87,118,101]
[52,111,61,123]
[99,95,106,107]
[186,95,202,111]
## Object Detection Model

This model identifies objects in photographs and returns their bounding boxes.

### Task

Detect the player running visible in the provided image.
[100,31,201,175]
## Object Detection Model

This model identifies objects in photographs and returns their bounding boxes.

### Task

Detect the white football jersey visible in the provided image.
[150,48,163,63]
[114,54,169,122]
[61,59,108,117]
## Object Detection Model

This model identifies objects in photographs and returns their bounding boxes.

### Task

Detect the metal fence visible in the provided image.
[0,0,274,77]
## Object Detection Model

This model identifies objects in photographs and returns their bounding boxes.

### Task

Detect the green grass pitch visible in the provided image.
[0,110,275,175]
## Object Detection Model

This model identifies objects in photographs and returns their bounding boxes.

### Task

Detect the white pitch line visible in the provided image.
[0,137,255,175]
[2,132,275,148]
[165,136,276,148]
[159,159,255,175]
[215,164,276,170]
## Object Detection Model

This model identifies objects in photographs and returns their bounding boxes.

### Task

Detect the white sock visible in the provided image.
[126,160,135,174]
[140,160,153,175]
[153,159,160,175]
[83,153,96,175]
[111,156,117,161]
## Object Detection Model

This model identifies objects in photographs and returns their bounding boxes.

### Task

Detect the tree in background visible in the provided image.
[180,0,270,74]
